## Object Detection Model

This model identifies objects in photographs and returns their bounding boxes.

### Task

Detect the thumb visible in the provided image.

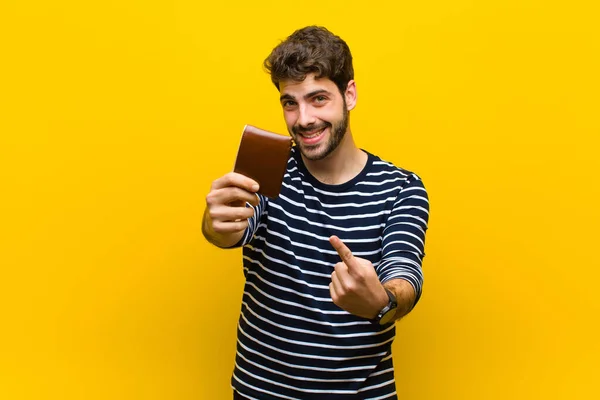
[329,235,357,268]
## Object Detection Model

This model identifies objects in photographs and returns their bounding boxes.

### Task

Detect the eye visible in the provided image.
[312,95,329,106]
[282,100,297,108]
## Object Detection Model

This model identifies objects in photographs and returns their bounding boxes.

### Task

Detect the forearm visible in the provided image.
[383,278,417,322]
[201,207,245,249]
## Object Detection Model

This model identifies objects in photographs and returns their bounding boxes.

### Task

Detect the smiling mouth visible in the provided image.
[300,128,325,139]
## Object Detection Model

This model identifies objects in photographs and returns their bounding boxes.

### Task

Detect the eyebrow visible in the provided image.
[280,89,332,102]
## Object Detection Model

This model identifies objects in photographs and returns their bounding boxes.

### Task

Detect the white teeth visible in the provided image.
[303,129,324,139]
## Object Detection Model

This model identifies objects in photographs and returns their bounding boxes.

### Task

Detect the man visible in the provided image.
[203,26,429,400]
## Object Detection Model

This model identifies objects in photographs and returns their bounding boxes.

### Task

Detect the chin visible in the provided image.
[300,144,333,161]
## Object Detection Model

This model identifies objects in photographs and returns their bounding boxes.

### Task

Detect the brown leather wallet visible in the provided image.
[233,125,292,198]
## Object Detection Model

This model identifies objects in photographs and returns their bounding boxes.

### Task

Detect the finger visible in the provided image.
[329,282,337,304]
[207,187,258,209]
[249,193,260,207]
[329,235,357,267]
[329,272,342,304]
[230,195,259,209]
[334,261,355,292]
[212,172,259,193]
[211,219,249,234]
[237,193,260,208]
[209,204,255,223]
[330,270,346,304]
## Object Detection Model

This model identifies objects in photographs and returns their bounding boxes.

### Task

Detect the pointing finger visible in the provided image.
[329,235,357,267]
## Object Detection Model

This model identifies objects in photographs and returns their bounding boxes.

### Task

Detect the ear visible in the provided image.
[344,80,357,111]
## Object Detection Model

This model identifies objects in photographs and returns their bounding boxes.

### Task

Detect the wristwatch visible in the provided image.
[370,288,398,325]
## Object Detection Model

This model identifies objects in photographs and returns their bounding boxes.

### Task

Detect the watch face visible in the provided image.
[379,308,396,325]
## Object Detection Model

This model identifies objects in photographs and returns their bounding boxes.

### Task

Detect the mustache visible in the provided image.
[292,122,331,135]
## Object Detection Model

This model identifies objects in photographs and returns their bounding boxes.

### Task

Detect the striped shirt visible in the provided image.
[231,147,429,399]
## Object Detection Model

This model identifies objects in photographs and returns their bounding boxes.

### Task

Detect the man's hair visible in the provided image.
[264,26,354,95]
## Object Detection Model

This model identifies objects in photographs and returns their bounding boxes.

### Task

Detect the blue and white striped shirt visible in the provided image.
[232,147,429,399]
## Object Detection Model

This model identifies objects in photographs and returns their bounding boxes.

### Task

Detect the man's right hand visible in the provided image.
[202,172,260,248]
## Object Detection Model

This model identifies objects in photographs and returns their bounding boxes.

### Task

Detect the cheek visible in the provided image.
[283,111,297,128]
[320,110,339,125]
[321,103,344,123]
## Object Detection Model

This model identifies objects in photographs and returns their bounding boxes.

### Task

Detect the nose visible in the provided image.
[297,104,317,128]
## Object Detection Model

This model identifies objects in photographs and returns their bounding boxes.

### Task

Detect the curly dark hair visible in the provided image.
[264,26,354,95]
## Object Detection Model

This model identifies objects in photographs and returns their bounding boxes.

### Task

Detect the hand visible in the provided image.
[205,172,260,235]
[329,235,389,319]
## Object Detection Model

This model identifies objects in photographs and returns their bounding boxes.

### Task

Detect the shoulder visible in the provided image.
[365,150,427,192]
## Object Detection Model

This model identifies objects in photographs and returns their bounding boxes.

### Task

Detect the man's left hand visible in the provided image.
[329,235,389,319]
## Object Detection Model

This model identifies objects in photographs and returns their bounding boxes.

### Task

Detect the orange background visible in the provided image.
[1,1,599,399]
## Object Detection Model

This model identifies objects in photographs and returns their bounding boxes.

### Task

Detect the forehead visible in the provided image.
[279,74,339,97]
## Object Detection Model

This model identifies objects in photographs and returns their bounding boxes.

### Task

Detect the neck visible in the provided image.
[302,129,368,185]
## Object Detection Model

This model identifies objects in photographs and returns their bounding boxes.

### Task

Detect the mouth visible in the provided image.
[297,127,327,145]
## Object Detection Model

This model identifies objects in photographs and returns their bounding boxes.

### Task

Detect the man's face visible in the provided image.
[279,74,352,161]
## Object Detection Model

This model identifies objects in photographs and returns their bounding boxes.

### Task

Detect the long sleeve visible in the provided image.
[377,175,430,306]
[234,193,269,247]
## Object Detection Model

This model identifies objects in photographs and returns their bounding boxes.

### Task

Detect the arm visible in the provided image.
[202,172,261,249]
[378,176,430,321]
[329,176,429,323]
[382,278,417,322]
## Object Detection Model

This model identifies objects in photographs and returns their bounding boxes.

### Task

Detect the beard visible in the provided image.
[290,103,349,161]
